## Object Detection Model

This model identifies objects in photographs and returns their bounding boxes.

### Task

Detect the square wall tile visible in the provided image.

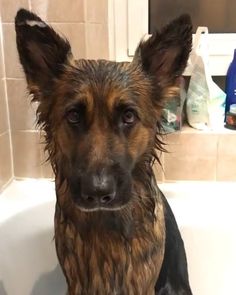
[31,0,84,22]
[0,0,29,22]
[0,132,13,190]
[41,159,54,178]
[0,79,8,134]
[164,154,216,181]
[12,131,42,178]
[152,150,164,182]
[2,24,24,78]
[86,23,109,59]
[217,134,236,181]
[217,156,236,181]
[165,133,218,157]
[7,79,37,130]
[39,141,54,179]
[86,0,108,23]
[163,133,218,181]
[218,134,236,157]
[52,23,86,59]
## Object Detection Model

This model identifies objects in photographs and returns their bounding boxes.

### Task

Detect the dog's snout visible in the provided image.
[81,191,115,205]
[81,172,116,207]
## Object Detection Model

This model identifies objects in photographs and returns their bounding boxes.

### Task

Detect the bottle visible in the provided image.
[225,104,236,130]
[225,49,236,116]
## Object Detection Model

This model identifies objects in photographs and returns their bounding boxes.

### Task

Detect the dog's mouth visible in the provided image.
[69,172,132,212]
[71,193,132,212]
[75,203,129,212]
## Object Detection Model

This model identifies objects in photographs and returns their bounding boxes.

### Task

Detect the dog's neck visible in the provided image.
[54,170,165,295]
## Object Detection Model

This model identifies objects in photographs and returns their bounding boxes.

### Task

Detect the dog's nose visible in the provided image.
[81,172,116,206]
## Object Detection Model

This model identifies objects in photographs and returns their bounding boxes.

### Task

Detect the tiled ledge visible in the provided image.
[154,125,236,182]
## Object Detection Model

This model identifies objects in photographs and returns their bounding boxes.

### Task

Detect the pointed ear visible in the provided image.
[134,14,192,88]
[15,9,73,95]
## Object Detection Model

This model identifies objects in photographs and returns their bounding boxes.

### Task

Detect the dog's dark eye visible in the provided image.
[122,109,136,125]
[66,109,80,124]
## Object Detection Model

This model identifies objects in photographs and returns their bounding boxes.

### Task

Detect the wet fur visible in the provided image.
[15,9,192,295]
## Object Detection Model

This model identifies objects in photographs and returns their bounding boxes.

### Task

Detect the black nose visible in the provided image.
[81,172,116,207]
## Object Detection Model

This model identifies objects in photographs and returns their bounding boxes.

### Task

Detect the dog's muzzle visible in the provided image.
[80,172,116,209]
[70,168,132,212]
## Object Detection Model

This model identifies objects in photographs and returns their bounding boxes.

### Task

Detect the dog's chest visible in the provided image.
[55,200,165,295]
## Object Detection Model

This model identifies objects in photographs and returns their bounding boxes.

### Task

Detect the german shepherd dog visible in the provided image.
[15,9,192,295]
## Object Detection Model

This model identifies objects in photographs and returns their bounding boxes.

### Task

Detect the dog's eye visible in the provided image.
[122,109,136,125]
[66,109,80,124]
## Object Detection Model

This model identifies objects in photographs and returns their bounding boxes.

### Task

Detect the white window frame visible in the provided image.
[110,0,236,76]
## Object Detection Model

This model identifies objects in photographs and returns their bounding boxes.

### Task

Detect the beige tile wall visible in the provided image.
[217,134,236,181]
[85,0,109,59]
[0,0,109,183]
[0,132,12,189]
[154,128,236,182]
[0,13,13,191]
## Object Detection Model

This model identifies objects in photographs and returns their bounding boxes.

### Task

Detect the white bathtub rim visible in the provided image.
[1,179,236,228]
[0,179,56,224]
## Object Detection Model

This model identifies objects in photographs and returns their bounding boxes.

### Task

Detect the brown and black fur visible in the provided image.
[15,9,193,295]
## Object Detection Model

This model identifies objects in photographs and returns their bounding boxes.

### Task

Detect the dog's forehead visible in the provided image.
[75,59,138,86]
[61,59,151,107]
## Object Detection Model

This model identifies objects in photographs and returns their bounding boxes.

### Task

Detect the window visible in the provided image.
[111,0,236,75]
[149,0,236,33]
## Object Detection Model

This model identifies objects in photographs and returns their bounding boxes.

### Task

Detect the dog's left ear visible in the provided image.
[15,9,73,95]
[134,14,192,88]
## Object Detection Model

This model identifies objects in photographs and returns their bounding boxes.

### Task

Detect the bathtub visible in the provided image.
[0,180,236,295]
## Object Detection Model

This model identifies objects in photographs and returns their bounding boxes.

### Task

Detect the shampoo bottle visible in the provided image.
[225,49,236,115]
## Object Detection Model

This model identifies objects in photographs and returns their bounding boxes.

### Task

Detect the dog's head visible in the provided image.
[15,9,192,212]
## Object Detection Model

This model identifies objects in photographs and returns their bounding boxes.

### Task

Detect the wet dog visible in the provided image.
[15,9,192,295]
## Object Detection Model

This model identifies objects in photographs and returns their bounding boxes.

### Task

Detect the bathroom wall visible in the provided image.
[154,128,236,182]
[0,0,235,185]
[0,15,13,191]
[0,0,109,181]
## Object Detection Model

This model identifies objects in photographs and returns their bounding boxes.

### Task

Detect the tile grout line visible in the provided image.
[215,135,219,181]
[0,20,14,178]
[84,0,88,59]
[28,0,32,11]
[4,77,24,80]
[2,21,86,25]
[0,176,14,193]
[0,130,8,137]
[108,0,115,60]
[12,129,40,133]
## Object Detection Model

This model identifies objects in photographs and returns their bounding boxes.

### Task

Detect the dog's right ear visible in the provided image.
[15,9,73,96]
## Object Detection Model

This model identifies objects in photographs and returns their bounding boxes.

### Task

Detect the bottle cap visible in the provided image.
[230,104,236,114]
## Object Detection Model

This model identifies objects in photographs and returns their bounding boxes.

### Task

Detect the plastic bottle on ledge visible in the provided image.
[225,104,236,130]
[225,49,236,117]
